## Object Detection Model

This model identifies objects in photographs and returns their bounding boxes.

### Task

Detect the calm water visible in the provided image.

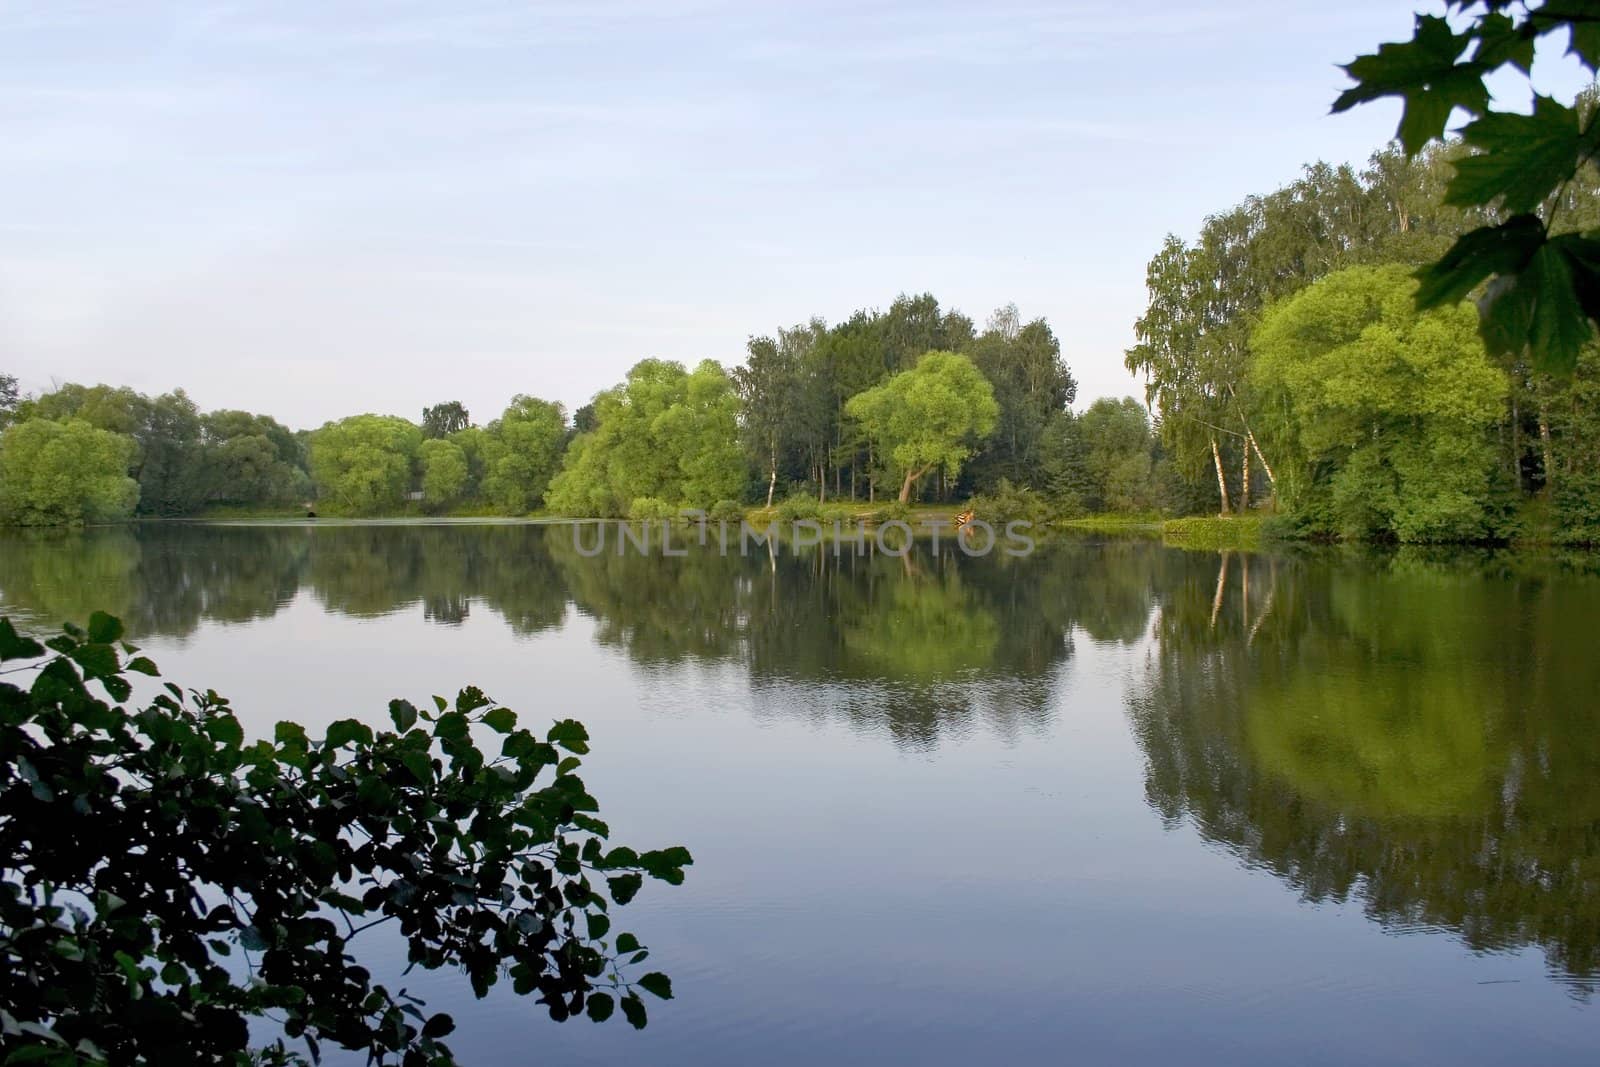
[2,522,1598,1065]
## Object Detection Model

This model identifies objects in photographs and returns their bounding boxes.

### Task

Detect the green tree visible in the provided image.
[845,351,999,503]
[547,360,744,515]
[1334,5,1600,371]
[481,396,566,513]
[0,419,140,525]
[1076,398,1159,513]
[964,306,1077,491]
[0,372,19,429]
[421,400,471,439]
[135,390,206,515]
[733,335,801,506]
[1251,264,1508,541]
[308,415,422,514]
[200,410,309,508]
[419,438,469,506]
[0,612,690,1064]
[657,361,746,507]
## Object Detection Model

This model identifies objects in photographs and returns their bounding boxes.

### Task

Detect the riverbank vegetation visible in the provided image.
[4,89,1600,543]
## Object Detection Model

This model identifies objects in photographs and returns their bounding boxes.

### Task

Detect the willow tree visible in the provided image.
[308,414,422,513]
[845,350,998,503]
[1251,264,1508,541]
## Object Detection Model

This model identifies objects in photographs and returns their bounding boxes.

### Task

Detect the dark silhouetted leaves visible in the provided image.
[1447,95,1592,214]
[585,993,614,1023]
[619,993,647,1030]
[0,612,689,1066]
[1339,5,1600,371]
[1332,15,1486,154]
[637,973,672,1000]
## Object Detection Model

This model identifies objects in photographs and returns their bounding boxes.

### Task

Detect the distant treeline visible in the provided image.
[5,88,1600,541]
[0,297,1182,526]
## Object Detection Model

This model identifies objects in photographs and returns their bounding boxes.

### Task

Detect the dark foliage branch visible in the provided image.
[0,613,689,1066]
[1335,1,1600,372]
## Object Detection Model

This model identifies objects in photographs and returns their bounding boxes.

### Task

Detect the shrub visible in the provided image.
[819,504,859,526]
[872,500,911,523]
[966,478,1051,526]
[0,612,689,1065]
[1161,515,1266,550]
[774,494,822,522]
[628,496,676,521]
[707,499,744,523]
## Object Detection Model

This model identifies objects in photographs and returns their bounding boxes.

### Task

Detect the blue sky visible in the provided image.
[0,2,1591,429]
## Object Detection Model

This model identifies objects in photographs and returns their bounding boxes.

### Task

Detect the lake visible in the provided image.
[2,521,1597,1065]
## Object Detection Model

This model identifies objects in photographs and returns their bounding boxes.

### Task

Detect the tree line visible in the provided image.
[1127,84,1600,543]
[0,295,1181,526]
[7,89,1598,541]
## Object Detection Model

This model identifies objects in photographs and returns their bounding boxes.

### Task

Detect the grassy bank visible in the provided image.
[1160,515,1268,550]
[1054,513,1164,535]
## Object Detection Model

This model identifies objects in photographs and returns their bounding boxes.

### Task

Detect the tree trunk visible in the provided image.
[1539,399,1555,497]
[1241,446,1251,512]
[766,448,777,508]
[899,464,931,504]
[1211,437,1232,515]
[1246,431,1275,488]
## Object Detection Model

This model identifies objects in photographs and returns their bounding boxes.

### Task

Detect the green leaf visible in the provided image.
[637,972,673,1000]
[204,715,245,749]
[455,686,491,714]
[1333,15,1488,154]
[325,719,373,749]
[389,699,418,732]
[274,721,308,746]
[0,619,44,662]
[400,749,434,784]
[547,719,590,755]
[421,1013,455,1038]
[68,643,118,678]
[1525,241,1595,373]
[615,932,641,954]
[482,707,516,734]
[1473,11,1535,74]
[124,656,160,677]
[86,612,123,645]
[1447,96,1585,214]
[619,992,647,1030]
[587,913,611,940]
[433,711,470,740]
[1569,17,1600,70]
[1414,216,1546,308]
[586,992,615,1023]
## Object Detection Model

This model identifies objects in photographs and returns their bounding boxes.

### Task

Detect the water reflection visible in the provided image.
[1129,548,1600,994]
[2,525,1598,994]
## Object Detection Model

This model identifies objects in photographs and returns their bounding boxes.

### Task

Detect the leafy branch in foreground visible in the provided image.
[1334,2,1600,372]
[0,612,689,1066]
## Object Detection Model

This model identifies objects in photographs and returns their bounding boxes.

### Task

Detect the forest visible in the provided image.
[3,90,1600,542]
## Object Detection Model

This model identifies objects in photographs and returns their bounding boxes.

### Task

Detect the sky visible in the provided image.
[0,1,1592,430]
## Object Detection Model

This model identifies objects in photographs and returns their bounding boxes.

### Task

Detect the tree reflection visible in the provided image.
[0,523,1169,751]
[1130,548,1600,992]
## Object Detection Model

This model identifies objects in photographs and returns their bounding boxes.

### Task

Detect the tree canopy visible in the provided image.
[309,415,424,513]
[845,351,999,503]
[1334,3,1600,372]
[547,360,744,517]
[1252,264,1508,541]
[0,419,141,526]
